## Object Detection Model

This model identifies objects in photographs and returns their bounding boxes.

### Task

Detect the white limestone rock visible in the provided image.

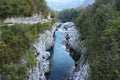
[63,22,75,28]
[62,22,80,51]
[4,14,50,24]
[62,22,90,80]
[28,23,57,80]
[72,62,90,80]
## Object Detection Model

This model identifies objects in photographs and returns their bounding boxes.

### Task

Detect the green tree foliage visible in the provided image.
[58,8,83,22]
[0,0,51,19]
[74,0,120,79]
[0,22,52,80]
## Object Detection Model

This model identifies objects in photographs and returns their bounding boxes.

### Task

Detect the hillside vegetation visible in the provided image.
[0,0,56,79]
[0,22,53,80]
[74,0,120,79]
[58,8,82,22]
[0,0,53,19]
[58,0,120,79]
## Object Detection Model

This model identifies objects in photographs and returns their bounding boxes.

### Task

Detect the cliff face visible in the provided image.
[3,14,58,80]
[62,22,90,80]
[28,23,59,80]
[63,22,80,51]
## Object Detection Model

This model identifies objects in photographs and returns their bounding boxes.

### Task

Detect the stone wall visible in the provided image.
[4,14,50,24]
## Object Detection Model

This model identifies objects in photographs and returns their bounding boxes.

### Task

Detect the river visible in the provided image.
[48,24,75,80]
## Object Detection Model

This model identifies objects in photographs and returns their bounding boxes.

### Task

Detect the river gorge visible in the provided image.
[3,16,90,80]
[48,23,75,80]
[26,22,90,80]
[1,0,119,80]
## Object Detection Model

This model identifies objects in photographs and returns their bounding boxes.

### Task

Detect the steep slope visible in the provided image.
[57,0,95,22]
[0,0,57,80]
[0,22,55,80]
[73,0,120,80]
[0,0,51,19]
[58,0,120,80]
[81,0,95,7]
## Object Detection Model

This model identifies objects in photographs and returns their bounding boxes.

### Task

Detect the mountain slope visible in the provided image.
[81,0,95,7]
[75,0,120,79]
[0,0,50,19]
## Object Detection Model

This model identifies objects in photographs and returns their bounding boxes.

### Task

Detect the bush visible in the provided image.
[0,0,51,19]
[0,22,53,80]
[74,0,120,79]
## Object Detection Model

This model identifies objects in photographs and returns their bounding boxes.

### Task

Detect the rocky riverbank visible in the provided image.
[27,22,60,80]
[61,22,90,80]
[3,15,60,80]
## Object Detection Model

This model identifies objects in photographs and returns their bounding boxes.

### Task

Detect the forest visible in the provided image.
[76,0,120,79]
[0,22,53,79]
[58,0,120,79]
[0,0,54,79]
[0,0,120,80]
[0,0,52,19]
